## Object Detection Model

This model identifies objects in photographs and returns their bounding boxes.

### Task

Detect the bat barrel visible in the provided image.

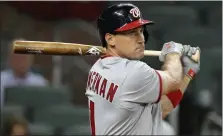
[13,41,106,56]
[13,42,78,55]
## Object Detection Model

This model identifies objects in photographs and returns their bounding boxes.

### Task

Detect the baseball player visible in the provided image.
[85,3,200,135]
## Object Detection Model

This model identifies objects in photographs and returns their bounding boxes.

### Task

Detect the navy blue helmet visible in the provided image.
[97,3,154,47]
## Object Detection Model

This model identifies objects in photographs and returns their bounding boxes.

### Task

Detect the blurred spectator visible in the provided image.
[1,40,48,106]
[1,115,29,136]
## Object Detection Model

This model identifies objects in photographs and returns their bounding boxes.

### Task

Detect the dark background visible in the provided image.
[1,1,222,135]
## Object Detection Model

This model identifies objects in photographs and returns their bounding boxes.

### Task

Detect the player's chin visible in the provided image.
[132,51,144,60]
[138,52,145,59]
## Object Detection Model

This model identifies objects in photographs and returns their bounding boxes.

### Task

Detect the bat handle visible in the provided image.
[191,49,200,63]
[144,50,161,56]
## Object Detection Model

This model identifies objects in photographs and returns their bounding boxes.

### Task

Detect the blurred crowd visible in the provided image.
[1,1,222,135]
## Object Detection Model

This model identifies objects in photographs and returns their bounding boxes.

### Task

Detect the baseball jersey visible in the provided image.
[85,56,163,135]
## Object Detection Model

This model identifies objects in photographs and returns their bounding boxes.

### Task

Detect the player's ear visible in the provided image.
[105,33,115,47]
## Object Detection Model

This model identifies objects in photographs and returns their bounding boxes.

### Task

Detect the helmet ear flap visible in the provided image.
[143,26,149,44]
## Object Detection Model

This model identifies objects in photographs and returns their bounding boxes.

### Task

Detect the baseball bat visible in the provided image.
[13,40,200,62]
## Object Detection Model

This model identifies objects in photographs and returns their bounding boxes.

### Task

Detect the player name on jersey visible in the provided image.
[86,71,119,103]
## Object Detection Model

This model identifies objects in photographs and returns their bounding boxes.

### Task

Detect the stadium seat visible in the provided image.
[2,104,26,119]
[196,47,221,89]
[193,47,222,110]
[62,124,91,135]
[28,123,55,136]
[140,5,199,30]
[175,1,221,11]
[4,86,71,107]
[162,26,222,49]
[33,104,89,128]
[207,7,222,28]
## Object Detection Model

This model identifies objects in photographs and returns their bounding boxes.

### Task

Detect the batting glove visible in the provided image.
[159,41,184,62]
[182,47,201,79]
[183,45,198,57]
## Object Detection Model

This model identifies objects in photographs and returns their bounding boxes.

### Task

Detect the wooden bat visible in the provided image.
[13,40,200,62]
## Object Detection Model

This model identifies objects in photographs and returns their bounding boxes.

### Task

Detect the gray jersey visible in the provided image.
[85,56,163,135]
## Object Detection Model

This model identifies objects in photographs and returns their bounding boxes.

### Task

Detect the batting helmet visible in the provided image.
[97,3,154,47]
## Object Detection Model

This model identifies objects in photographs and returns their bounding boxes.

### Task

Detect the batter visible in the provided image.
[85,3,200,135]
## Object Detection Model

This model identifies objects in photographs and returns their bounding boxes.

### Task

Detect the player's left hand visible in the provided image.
[183,45,198,57]
[181,47,201,79]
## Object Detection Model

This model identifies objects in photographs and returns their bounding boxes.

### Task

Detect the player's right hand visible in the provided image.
[159,41,184,62]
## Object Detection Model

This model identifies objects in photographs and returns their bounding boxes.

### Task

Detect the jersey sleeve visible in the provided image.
[120,61,162,104]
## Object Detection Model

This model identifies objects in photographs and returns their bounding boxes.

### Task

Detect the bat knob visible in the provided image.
[191,48,200,63]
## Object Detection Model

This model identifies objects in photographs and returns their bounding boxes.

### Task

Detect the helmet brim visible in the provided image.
[114,19,154,32]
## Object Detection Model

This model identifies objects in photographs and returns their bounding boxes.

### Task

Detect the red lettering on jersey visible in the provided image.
[99,78,107,98]
[90,72,96,90]
[106,83,118,102]
[95,75,102,94]
[87,71,93,89]
[92,72,99,91]
[87,71,119,103]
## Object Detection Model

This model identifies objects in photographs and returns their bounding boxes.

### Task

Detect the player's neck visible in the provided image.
[106,48,121,58]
